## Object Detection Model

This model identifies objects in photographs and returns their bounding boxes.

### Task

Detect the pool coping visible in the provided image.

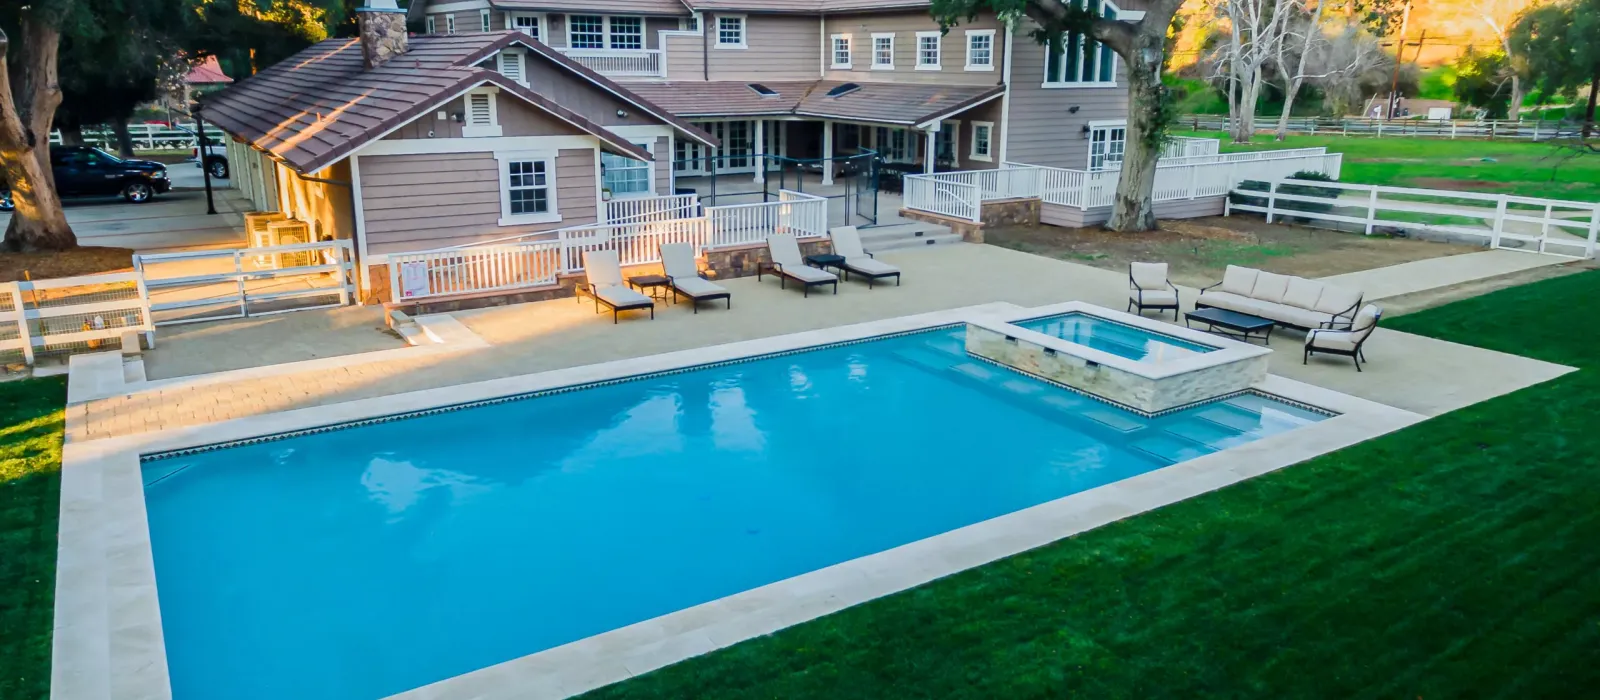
[51,301,1426,700]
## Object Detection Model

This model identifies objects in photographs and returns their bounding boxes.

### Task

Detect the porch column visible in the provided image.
[821,120,834,186]
[922,123,938,175]
[753,119,765,184]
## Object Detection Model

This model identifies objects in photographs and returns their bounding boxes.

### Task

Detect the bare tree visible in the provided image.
[1311,27,1391,117]
[1205,0,1294,143]
[1476,0,1525,120]
[0,5,76,251]
[1271,0,1328,140]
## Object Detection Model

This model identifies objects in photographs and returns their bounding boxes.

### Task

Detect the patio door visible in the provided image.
[1088,121,1127,170]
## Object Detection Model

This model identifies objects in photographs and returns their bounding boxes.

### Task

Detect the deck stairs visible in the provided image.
[857,221,963,252]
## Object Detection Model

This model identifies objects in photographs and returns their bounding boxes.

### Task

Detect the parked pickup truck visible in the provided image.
[0,145,170,211]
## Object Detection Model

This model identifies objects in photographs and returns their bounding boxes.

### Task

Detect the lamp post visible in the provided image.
[194,104,217,216]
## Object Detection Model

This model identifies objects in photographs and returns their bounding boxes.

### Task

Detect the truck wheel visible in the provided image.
[124,182,154,203]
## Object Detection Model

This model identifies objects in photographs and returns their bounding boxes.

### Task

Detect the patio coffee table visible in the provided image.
[1185,307,1276,344]
[626,274,670,302]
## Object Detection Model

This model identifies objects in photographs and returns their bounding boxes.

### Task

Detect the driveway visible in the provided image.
[0,188,249,252]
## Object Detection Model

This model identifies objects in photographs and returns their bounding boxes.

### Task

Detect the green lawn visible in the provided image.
[0,377,66,699]
[580,271,1600,699]
[1189,130,1600,202]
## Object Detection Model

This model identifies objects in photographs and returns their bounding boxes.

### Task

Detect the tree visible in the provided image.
[1310,27,1391,116]
[933,0,1186,231]
[184,0,347,80]
[1453,47,1514,119]
[1475,0,1526,120]
[1511,0,1600,136]
[0,2,76,251]
[1204,0,1294,143]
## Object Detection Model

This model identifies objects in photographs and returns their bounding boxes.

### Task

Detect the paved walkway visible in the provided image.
[68,242,1582,444]
[1317,249,1572,300]
[0,189,250,252]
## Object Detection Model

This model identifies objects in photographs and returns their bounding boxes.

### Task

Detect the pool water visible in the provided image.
[1017,312,1216,361]
[143,329,1323,700]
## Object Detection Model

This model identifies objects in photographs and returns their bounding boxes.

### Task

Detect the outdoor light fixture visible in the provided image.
[1068,105,1080,114]
[616,109,629,118]
[1082,124,1091,138]
[452,111,464,123]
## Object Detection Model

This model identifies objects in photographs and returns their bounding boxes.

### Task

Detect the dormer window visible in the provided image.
[462,88,501,138]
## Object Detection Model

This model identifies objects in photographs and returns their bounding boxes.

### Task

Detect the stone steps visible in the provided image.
[857,222,964,252]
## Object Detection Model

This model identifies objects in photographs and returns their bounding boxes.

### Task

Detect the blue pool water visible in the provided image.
[1018,312,1217,361]
[143,329,1323,700]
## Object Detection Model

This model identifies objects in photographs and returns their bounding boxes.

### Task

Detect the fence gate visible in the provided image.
[0,272,155,367]
[134,240,356,326]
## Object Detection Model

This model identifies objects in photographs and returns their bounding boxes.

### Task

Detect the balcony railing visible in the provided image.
[558,48,663,78]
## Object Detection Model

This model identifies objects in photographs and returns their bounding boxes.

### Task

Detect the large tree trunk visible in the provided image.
[1508,75,1522,121]
[1106,28,1167,232]
[1276,77,1302,140]
[111,118,136,158]
[0,13,76,252]
[1584,74,1598,139]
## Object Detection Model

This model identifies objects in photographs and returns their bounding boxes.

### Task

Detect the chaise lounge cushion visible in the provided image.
[672,276,727,299]
[593,285,652,309]
[781,264,838,283]
[845,257,899,276]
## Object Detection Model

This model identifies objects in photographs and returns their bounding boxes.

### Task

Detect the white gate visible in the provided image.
[134,240,356,326]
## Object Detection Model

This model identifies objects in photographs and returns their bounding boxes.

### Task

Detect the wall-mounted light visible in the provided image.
[616,109,629,118]
[1068,105,1080,114]
[1082,124,1093,139]
[452,112,464,123]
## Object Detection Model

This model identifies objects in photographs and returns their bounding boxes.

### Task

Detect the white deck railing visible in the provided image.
[136,240,356,325]
[391,191,831,300]
[1228,178,1599,258]
[904,174,982,222]
[1161,136,1221,159]
[605,193,699,225]
[559,48,663,77]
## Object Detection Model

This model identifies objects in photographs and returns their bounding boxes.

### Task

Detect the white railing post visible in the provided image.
[1364,186,1378,235]
[1265,181,1278,223]
[1490,197,1507,248]
[7,283,33,366]
[1587,205,1599,259]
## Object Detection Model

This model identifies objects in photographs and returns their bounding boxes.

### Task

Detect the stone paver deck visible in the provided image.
[72,242,1580,443]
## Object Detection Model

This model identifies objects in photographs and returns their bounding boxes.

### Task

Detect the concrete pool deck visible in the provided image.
[52,242,1582,700]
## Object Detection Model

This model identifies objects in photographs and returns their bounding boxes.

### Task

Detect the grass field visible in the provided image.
[0,377,67,699]
[1187,130,1600,201]
[580,271,1600,699]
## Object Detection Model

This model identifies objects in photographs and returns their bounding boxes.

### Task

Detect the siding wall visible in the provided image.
[706,14,820,81]
[278,159,355,242]
[384,92,588,140]
[360,149,598,254]
[1003,20,1130,170]
[822,12,1004,86]
[521,59,663,127]
[947,97,1003,171]
[428,9,498,33]
[663,30,705,80]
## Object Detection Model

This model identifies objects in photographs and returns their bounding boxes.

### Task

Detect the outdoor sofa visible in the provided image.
[828,226,901,288]
[1197,265,1362,330]
[578,250,655,323]
[660,243,731,312]
[760,234,839,297]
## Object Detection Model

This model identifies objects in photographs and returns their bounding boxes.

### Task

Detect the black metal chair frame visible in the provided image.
[1304,309,1382,372]
[1128,269,1180,320]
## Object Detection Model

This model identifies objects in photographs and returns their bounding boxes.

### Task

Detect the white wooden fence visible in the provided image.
[1162,136,1222,159]
[604,193,699,225]
[50,123,228,151]
[135,240,356,325]
[1227,179,1600,258]
[393,192,830,301]
[1181,115,1592,141]
[0,272,155,366]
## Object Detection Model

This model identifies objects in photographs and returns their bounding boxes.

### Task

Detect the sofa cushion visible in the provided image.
[1282,277,1325,310]
[1201,291,1273,317]
[1131,289,1178,306]
[1274,306,1330,329]
[1250,272,1291,303]
[1220,266,1259,295]
[1131,262,1170,289]
[1313,284,1362,315]
[1307,329,1360,351]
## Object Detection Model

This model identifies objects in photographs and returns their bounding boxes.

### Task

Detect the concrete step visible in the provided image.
[857,222,964,252]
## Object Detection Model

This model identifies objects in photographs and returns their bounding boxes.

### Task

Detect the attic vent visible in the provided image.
[498,51,525,84]
[825,83,861,98]
[747,83,779,97]
[467,93,494,125]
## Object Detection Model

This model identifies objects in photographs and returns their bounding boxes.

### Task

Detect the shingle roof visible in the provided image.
[626,80,1003,126]
[492,0,691,16]
[202,32,714,173]
[680,0,931,13]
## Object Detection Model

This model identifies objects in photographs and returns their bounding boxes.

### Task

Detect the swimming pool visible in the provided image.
[1017,312,1216,361]
[143,328,1324,700]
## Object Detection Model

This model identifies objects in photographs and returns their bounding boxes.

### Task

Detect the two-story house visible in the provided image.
[407,0,1142,182]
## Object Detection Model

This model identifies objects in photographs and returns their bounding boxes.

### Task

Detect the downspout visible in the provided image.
[819,14,826,78]
[702,13,710,81]
[997,16,1015,165]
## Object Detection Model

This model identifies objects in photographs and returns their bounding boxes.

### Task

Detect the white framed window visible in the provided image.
[480,9,492,32]
[445,13,456,34]
[1044,0,1119,86]
[602,142,654,197]
[965,29,995,71]
[495,151,561,225]
[936,120,960,167]
[497,50,526,86]
[1088,120,1127,170]
[916,31,941,71]
[681,14,700,32]
[874,126,912,162]
[509,13,543,41]
[425,16,436,34]
[971,121,994,161]
[462,89,502,138]
[871,33,894,70]
[609,16,643,50]
[716,15,746,48]
[570,15,605,49]
[831,34,852,69]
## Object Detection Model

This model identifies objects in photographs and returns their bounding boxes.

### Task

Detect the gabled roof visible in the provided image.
[202,32,715,174]
[626,80,1003,127]
[185,56,233,85]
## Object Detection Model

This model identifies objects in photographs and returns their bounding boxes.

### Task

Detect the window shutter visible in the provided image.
[468,93,493,125]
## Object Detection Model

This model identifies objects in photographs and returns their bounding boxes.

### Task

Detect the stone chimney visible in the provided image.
[357,0,409,70]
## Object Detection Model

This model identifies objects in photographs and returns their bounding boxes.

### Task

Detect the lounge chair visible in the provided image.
[577,250,655,323]
[1128,261,1179,319]
[659,243,730,313]
[759,233,838,297]
[1304,304,1382,371]
[829,226,901,288]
